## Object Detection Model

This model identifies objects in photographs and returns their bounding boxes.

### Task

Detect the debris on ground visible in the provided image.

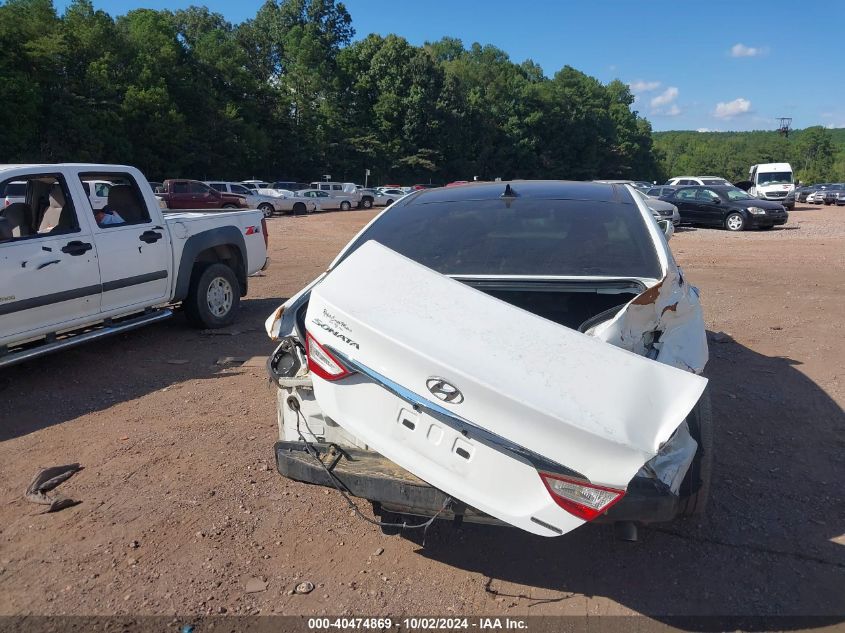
[24,464,83,513]
[294,581,314,595]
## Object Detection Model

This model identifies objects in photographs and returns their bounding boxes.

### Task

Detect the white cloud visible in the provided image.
[629,80,661,94]
[714,98,752,119]
[730,43,762,57]
[696,128,712,133]
[664,104,682,116]
[650,87,679,108]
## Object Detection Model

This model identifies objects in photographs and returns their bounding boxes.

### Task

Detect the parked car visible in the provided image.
[822,183,844,205]
[205,181,315,217]
[371,188,407,206]
[412,184,441,190]
[661,185,787,231]
[148,181,163,193]
[2,181,26,208]
[666,176,732,187]
[309,182,363,209]
[300,187,358,211]
[266,180,711,539]
[806,189,827,204]
[633,188,680,225]
[255,188,319,215]
[158,179,249,210]
[794,185,816,203]
[835,191,845,206]
[0,164,269,368]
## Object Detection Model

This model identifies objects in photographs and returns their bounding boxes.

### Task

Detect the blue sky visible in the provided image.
[54,0,845,132]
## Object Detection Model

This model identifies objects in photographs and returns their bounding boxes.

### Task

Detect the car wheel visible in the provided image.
[258,203,274,218]
[184,262,240,329]
[361,197,373,209]
[340,201,351,211]
[725,212,745,231]
[678,389,713,517]
[223,203,238,209]
[385,199,394,206]
[292,202,306,215]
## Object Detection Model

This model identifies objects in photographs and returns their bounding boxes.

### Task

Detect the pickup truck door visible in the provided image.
[0,175,101,343]
[303,242,707,536]
[77,173,171,314]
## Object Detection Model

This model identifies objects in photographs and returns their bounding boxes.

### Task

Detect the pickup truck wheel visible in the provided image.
[223,203,238,209]
[259,203,275,218]
[185,263,240,328]
[678,389,713,517]
[292,202,306,215]
[361,197,373,209]
[340,201,351,211]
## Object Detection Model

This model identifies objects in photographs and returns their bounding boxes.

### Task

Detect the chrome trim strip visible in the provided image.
[330,347,585,481]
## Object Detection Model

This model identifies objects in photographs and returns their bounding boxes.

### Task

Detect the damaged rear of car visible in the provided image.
[266,181,711,537]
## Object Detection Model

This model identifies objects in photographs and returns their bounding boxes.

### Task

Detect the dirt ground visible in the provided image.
[1,202,843,625]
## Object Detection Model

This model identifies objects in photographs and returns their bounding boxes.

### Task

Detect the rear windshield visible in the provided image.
[3,182,26,196]
[701,178,730,186]
[339,198,662,278]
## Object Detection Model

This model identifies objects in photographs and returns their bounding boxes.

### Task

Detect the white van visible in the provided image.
[749,163,793,204]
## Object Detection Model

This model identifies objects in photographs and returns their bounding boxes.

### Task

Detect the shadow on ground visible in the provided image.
[403,332,845,628]
[0,296,284,441]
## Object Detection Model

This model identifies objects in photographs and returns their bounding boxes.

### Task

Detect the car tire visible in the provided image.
[340,201,351,211]
[184,262,240,329]
[223,204,238,209]
[678,388,713,517]
[258,203,274,218]
[725,212,745,231]
[361,197,373,209]
[385,199,394,206]
[292,202,306,216]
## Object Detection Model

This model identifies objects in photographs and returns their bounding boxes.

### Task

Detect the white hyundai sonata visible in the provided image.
[265,180,711,538]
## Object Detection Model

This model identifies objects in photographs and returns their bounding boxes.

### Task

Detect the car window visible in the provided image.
[79,172,151,228]
[701,179,729,186]
[726,189,754,200]
[93,182,111,197]
[2,182,27,197]
[332,184,342,191]
[675,188,698,200]
[172,182,189,194]
[0,174,81,242]
[209,183,227,192]
[647,188,661,196]
[696,189,720,201]
[339,196,662,279]
[231,185,250,195]
[189,182,211,194]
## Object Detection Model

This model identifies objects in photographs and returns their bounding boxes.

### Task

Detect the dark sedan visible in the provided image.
[660,185,788,231]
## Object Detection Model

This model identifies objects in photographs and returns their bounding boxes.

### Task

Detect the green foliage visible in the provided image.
[0,0,662,183]
[654,127,845,185]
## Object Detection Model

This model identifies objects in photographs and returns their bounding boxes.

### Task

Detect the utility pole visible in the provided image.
[364,168,370,188]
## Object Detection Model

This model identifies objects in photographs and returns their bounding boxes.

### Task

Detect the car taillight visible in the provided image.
[305,331,351,381]
[539,473,625,521]
[260,218,269,248]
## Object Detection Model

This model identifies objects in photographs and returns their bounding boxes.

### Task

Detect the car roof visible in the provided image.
[405,180,631,205]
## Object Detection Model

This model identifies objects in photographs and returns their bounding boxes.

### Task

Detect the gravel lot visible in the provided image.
[1,203,843,624]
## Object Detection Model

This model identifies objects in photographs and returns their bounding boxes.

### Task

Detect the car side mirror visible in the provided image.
[657,219,674,240]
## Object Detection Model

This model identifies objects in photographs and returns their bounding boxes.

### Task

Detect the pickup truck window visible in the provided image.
[0,174,80,242]
[172,182,189,194]
[190,182,212,195]
[208,183,227,192]
[78,173,151,227]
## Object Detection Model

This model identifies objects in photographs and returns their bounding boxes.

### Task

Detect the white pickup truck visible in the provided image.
[0,164,269,368]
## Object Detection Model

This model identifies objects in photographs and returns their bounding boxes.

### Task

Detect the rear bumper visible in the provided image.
[274,440,681,526]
